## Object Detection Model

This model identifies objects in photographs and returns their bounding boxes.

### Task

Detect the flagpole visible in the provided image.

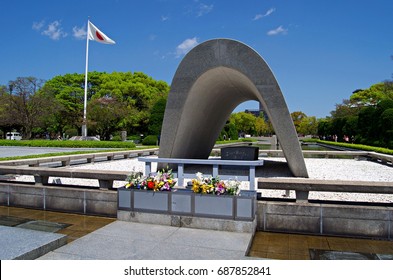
[82,20,90,137]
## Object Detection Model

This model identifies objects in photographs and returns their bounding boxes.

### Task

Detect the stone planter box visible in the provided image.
[194,194,234,218]
[118,188,170,213]
[134,191,169,212]
[171,189,193,215]
[118,188,256,221]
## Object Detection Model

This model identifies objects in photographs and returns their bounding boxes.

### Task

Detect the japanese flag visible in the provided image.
[88,21,115,44]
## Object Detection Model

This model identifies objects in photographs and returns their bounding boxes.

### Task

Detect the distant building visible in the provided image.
[245,107,269,122]
[244,109,262,117]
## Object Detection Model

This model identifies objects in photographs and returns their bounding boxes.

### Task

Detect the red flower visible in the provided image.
[147,181,155,190]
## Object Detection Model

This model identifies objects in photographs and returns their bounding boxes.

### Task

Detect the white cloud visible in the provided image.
[161,15,169,21]
[72,25,87,40]
[42,21,67,40]
[32,20,45,31]
[267,25,288,36]
[253,14,263,21]
[253,8,275,20]
[197,3,213,17]
[176,37,199,57]
[265,8,276,17]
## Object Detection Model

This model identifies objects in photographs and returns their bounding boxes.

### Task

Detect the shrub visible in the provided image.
[111,135,122,141]
[316,140,393,155]
[142,135,158,146]
[127,135,141,143]
[241,138,255,142]
[0,139,136,149]
[64,128,78,138]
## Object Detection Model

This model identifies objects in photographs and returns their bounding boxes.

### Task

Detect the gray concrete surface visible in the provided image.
[37,221,254,260]
[0,182,118,217]
[257,201,393,240]
[0,225,67,259]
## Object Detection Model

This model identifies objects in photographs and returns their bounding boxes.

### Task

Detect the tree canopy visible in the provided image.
[318,81,393,148]
[3,71,392,149]
[0,72,170,140]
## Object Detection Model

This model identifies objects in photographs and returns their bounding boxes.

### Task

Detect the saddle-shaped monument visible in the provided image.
[159,39,308,178]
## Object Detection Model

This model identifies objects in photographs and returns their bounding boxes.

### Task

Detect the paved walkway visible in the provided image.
[0,225,67,260]
[37,221,253,260]
[0,206,254,260]
[2,206,393,260]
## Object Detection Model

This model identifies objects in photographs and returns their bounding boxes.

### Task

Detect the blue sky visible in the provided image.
[0,0,392,118]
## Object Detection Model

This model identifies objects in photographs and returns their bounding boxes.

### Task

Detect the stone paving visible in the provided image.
[0,225,67,260]
[249,231,393,260]
[38,221,253,260]
[1,206,393,260]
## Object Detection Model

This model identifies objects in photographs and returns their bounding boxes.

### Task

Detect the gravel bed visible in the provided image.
[12,157,393,203]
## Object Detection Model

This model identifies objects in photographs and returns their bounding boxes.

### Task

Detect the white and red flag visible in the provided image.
[81,20,115,137]
[88,21,115,44]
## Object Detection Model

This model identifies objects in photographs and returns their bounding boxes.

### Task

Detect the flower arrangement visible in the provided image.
[125,171,144,188]
[125,169,177,191]
[191,172,240,196]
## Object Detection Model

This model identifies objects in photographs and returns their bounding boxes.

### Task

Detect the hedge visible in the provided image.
[0,139,136,149]
[215,138,257,145]
[302,139,393,155]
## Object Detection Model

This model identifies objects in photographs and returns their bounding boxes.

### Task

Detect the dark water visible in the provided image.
[254,143,334,151]
[253,142,352,158]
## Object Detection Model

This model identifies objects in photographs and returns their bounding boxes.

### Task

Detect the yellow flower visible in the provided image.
[192,181,200,193]
[201,185,210,194]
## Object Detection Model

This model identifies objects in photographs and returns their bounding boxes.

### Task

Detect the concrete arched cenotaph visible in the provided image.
[159,39,308,178]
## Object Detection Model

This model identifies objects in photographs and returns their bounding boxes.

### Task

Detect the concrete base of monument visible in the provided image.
[117,210,257,234]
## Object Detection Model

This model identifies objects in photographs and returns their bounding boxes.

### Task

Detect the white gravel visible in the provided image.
[12,157,393,203]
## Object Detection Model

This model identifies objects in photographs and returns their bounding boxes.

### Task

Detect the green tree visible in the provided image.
[229,112,257,135]
[255,116,269,136]
[4,77,59,139]
[330,99,360,119]
[357,106,377,144]
[40,73,86,133]
[381,108,393,148]
[0,86,15,137]
[350,83,393,105]
[148,97,167,136]
[298,116,318,136]
[342,116,358,139]
[376,100,393,147]
[317,118,332,137]
[87,97,128,140]
[218,122,239,141]
[94,72,169,135]
[40,71,170,137]
[291,111,306,132]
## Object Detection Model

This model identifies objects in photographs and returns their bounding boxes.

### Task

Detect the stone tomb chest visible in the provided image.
[221,146,259,161]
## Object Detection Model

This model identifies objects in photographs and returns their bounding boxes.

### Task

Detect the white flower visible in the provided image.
[196,172,203,182]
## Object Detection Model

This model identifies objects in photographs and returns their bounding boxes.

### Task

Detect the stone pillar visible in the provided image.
[121,131,127,142]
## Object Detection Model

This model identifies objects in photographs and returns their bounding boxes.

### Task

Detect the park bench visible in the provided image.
[0,165,128,189]
[258,177,393,202]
